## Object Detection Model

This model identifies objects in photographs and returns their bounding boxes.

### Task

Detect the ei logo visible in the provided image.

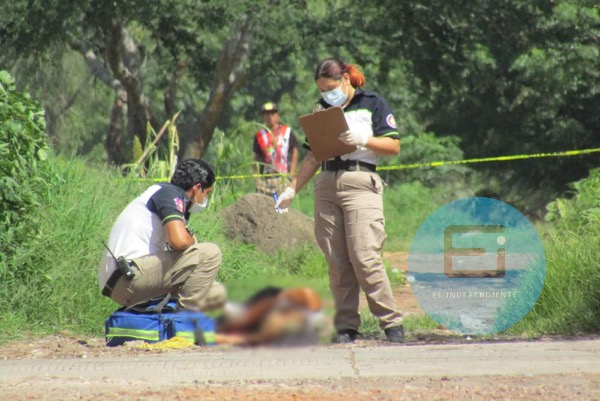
[444,225,506,279]
[407,197,546,334]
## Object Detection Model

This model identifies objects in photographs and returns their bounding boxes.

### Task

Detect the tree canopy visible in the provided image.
[1,0,324,163]
[1,0,599,213]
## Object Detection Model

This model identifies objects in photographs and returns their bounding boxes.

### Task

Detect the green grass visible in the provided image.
[383,181,453,250]
[1,156,599,344]
[358,311,439,339]
[0,159,148,339]
[0,157,332,342]
[502,169,600,336]
[504,231,600,336]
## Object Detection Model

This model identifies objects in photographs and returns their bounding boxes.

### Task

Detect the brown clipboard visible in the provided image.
[298,106,356,162]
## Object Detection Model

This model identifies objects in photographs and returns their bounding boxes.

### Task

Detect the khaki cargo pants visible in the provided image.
[314,170,403,331]
[110,242,226,312]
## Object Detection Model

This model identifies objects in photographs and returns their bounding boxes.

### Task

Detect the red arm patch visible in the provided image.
[174,197,185,213]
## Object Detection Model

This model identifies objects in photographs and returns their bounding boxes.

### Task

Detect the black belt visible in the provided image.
[321,159,377,173]
[102,268,124,298]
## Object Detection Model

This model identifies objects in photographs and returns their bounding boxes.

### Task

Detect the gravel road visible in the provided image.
[1,337,598,400]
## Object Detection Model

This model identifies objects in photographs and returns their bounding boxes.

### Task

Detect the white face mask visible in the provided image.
[189,189,209,213]
[320,80,348,107]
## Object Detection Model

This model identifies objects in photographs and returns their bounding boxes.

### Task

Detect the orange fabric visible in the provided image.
[255,124,291,173]
[255,128,274,163]
[279,287,322,312]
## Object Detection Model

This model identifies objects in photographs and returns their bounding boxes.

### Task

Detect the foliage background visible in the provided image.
[1,1,599,341]
[1,0,598,214]
[0,75,598,342]
[0,71,48,274]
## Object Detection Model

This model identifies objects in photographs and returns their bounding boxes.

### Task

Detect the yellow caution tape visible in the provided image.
[138,147,600,182]
[377,147,600,171]
[216,172,288,180]
[228,147,600,177]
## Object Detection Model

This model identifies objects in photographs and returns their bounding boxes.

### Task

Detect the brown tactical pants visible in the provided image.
[314,171,403,331]
[110,242,226,312]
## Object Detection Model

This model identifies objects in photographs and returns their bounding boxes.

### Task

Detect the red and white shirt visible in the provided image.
[253,124,297,174]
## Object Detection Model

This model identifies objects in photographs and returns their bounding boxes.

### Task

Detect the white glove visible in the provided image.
[339,130,369,147]
[275,187,295,213]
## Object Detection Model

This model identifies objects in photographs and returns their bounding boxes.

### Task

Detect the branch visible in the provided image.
[164,60,186,118]
[209,14,253,108]
[57,75,91,116]
[106,19,143,94]
[70,40,121,90]
[136,112,181,166]
[184,15,253,158]
[105,19,127,83]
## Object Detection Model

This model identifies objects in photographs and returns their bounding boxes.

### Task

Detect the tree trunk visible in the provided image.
[164,60,186,120]
[105,19,157,152]
[71,20,157,166]
[182,16,253,159]
[106,89,127,165]
[70,41,124,164]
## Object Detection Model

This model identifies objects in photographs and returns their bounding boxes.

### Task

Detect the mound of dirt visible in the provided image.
[220,193,317,254]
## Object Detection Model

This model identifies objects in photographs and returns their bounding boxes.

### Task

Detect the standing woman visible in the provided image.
[276,58,404,343]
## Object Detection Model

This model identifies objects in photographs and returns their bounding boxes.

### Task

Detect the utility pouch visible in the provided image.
[116,256,135,279]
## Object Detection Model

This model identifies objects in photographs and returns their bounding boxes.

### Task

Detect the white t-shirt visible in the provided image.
[98,183,190,289]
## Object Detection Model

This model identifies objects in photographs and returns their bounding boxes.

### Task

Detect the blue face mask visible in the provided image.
[320,81,348,107]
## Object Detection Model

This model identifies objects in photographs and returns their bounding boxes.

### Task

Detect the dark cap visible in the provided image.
[261,102,278,113]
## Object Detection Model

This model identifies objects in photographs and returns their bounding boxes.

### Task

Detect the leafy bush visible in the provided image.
[379,132,472,187]
[545,167,600,232]
[0,70,49,275]
[204,122,262,180]
[0,158,147,339]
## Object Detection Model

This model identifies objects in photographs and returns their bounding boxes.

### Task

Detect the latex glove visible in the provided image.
[339,130,369,147]
[275,187,295,213]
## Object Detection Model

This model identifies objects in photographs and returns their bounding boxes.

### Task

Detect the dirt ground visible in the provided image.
[220,193,317,254]
[1,372,598,401]
[1,333,598,400]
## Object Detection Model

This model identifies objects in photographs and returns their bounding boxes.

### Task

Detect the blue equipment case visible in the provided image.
[104,299,216,346]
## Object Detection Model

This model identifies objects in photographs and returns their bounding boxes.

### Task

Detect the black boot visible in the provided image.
[384,325,405,343]
[331,329,359,344]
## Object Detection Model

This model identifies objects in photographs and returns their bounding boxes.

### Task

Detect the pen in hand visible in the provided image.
[272,191,282,214]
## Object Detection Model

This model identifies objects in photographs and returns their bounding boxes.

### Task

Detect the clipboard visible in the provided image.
[298,107,356,162]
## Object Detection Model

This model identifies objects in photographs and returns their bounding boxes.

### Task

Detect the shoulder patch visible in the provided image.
[174,197,185,213]
[386,114,397,129]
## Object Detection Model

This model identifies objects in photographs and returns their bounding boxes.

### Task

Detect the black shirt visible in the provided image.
[303,88,400,164]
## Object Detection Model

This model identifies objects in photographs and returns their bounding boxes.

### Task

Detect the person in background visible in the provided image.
[98,159,226,312]
[275,58,405,344]
[253,101,299,195]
